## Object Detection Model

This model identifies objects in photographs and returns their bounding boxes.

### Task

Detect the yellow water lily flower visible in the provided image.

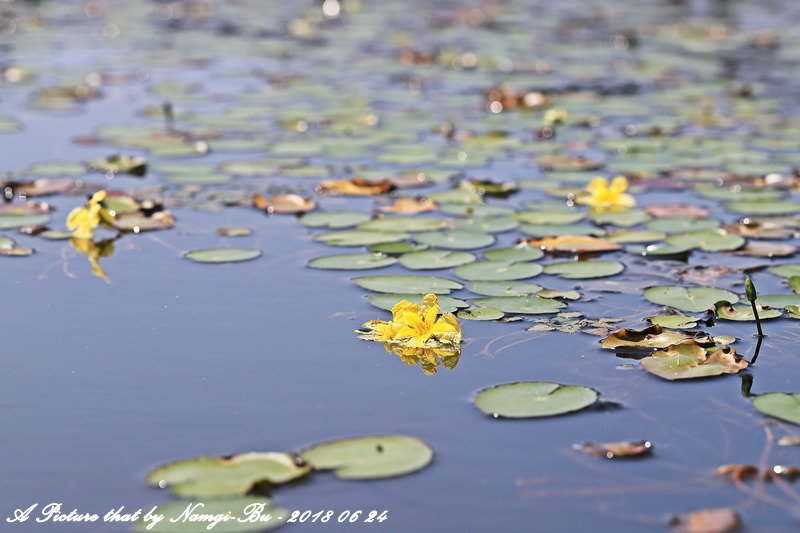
[542,107,568,126]
[66,190,112,240]
[356,294,462,350]
[579,175,636,211]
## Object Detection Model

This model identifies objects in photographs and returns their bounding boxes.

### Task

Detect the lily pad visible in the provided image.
[307,253,397,270]
[473,381,598,419]
[299,435,433,480]
[752,393,800,425]
[665,229,745,252]
[314,230,408,247]
[641,344,747,381]
[457,307,505,321]
[359,217,448,233]
[399,250,476,270]
[466,281,544,296]
[714,301,782,321]
[470,296,565,314]
[647,315,699,329]
[146,452,311,498]
[528,235,621,254]
[413,230,496,250]
[353,275,463,294]
[368,242,428,254]
[185,248,262,264]
[645,217,720,234]
[727,200,800,215]
[758,294,800,307]
[543,261,624,279]
[367,293,467,313]
[452,217,519,233]
[131,497,288,532]
[483,244,544,263]
[0,214,50,229]
[454,261,543,281]
[643,286,739,313]
[769,263,800,278]
[602,326,715,351]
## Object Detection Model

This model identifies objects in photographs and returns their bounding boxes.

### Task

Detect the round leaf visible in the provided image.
[454,261,543,281]
[457,307,504,321]
[483,244,544,263]
[643,286,738,312]
[353,275,462,294]
[314,230,409,247]
[467,280,543,296]
[307,253,397,270]
[752,393,800,426]
[413,230,495,250]
[470,296,565,314]
[299,435,433,480]
[543,261,624,279]
[359,217,448,233]
[185,248,261,264]
[399,250,476,270]
[474,381,598,418]
[300,211,371,229]
[367,293,467,313]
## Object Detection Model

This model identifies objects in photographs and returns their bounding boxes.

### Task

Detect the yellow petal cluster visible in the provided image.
[542,107,568,126]
[577,175,635,212]
[66,190,113,240]
[357,294,462,373]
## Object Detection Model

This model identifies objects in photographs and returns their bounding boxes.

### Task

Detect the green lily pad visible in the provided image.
[473,382,598,418]
[146,452,311,498]
[769,264,800,278]
[367,293,468,313]
[184,248,261,264]
[519,223,606,238]
[752,393,800,426]
[715,301,782,321]
[307,253,397,270]
[131,497,288,532]
[300,211,371,229]
[353,275,463,294]
[645,217,720,234]
[641,344,748,381]
[359,217,448,233]
[727,200,800,215]
[457,307,505,321]
[399,250,476,270]
[452,217,519,233]
[0,214,50,229]
[643,286,739,312]
[512,210,585,225]
[454,261,543,281]
[665,229,745,252]
[483,244,544,263]
[646,315,699,329]
[608,230,667,244]
[368,242,428,254]
[589,209,651,227]
[758,294,800,307]
[299,435,433,480]
[470,296,565,314]
[466,281,544,296]
[413,230,495,250]
[543,261,624,279]
[314,230,409,247]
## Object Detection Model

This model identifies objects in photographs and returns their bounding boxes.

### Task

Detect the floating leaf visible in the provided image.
[299,435,433,480]
[647,315,699,329]
[317,178,393,196]
[769,263,800,278]
[0,214,50,229]
[543,261,624,279]
[252,193,315,214]
[715,301,782,321]
[470,296,565,314]
[512,210,585,225]
[643,286,739,312]
[314,230,408,247]
[529,313,621,335]
[758,294,800,307]
[752,393,800,425]
[454,261,543,281]
[641,344,747,381]
[578,440,653,459]
[114,211,176,233]
[735,241,796,258]
[452,217,519,234]
[380,197,437,214]
[146,452,311,498]
[608,229,667,244]
[483,244,544,263]
[359,217,447,233]
[473,382,598,419]
[185,248,261,264]
[413,230,495,250]
[367,293,467,313]
[369,242,427,254]
[727,200,800,215]
[466,281,543,297]
[602,325,714,351]
[307,253,397,270]
[665,229,745,252]
[645,217,720,234]
[528,235,621,254]
[520,223,606,238]
[300,211,371,229]
[353,275,462,294]
[132,497,288,532]
[398,250,476,270]
[216,227,252,237]
[457,307,504,321]
[670,508,741,533]
[589,209,651,227]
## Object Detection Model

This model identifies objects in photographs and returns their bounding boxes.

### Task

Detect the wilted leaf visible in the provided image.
[379,197,437,214]
[602,325,715,351]
[252,193,316,214]
[641,344,747,381]
[527,235,622,254]
[316,178,393,196]
[578,440,653,459]
[670,508,741,533]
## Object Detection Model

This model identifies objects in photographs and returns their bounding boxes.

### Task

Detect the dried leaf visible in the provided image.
[527,235,622,254]
[252,193,316,214]
[646,204,709,218]
[578,440,653,459]
[671,508,741,533]
[317,178,394,196]
[379,197,437,214]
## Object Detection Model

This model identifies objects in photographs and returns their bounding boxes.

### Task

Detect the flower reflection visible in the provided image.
[70,237,116,281]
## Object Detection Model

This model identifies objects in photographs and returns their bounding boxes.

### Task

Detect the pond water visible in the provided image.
[2,0,800,531]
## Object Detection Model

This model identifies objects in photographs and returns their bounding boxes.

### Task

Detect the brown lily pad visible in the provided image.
[601,325,715,352]
[641,344,748,381]
[734,241,796,258]
[714,464,759,482]
[252,193,316,214]
[527,235,622,254]
[670,508,741,533]
[316,178,394,196]
[646,204,710,218]
[578,440,653,459]
[379,197,438,214]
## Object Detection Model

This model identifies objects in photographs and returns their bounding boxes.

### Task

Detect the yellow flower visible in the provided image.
[356,294,462,351]
[66,190,112,240]
[579,175,635,211]
[542,107,568,126]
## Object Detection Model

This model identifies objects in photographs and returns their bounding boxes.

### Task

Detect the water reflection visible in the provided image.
[70,237,117,281]
[388,344,460,375]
